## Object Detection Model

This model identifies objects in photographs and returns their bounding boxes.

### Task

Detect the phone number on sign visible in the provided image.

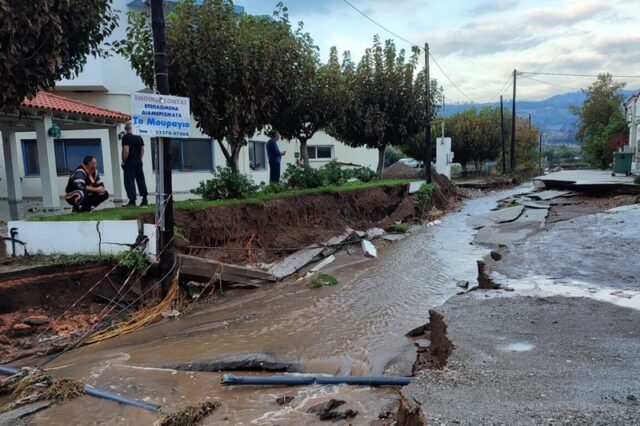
[154,130,189,137]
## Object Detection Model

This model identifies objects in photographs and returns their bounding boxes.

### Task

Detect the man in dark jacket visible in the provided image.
[266,130,286,183]
[121,122,148,207]
[64,156,109,212]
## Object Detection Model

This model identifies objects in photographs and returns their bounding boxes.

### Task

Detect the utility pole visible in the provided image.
[500,95,505,173]
[510,69,517,172]
[425,43,432,183]
[528,113,532,129]
[150,0,174,295]
[441,89,445,139]
[539,132,543,173]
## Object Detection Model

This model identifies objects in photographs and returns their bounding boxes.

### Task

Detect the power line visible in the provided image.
[485,73,514,104]
[519,74,581,92]
[340,0,478,104]
[520,71,640,79]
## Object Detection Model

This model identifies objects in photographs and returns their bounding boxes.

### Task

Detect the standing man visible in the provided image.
[121,122,148,207]
[64,156,109,213]
[266,130,286,183]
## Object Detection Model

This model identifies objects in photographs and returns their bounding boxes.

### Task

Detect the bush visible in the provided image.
[414,183,435,216]
[260,183,287,194]
[320,161,347,186]
[351,167,377,182]
[282,163,324,189]
[311,273,339,288]
[386,223,408,233]
[191,167,258,200]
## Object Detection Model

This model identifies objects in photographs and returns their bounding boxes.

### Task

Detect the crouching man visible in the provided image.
[64,156,109,213]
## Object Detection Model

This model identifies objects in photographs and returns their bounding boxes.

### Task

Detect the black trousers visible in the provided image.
[66,190,109,212]
[123,161,148,202]
[269,162,281,184]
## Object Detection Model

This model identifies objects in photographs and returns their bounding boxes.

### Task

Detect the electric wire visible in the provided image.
[518,74,581,92]
[520,71,640,79]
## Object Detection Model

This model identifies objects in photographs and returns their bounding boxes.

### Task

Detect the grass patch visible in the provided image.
[386,223,408,233]
[311,273,339,288]
[31,179,414,222]
[4,251,150,274]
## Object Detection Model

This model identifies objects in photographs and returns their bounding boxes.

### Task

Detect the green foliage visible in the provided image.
[543,145,582,167]
[116,0,307,172]
[321,161,348,186]
[414,183,435,216]
[282,163,324,189]
[117,249,151,275]
[1,0,118,110]
[386,223,408,233]
[570,73,626,168]
[384,146,404,167]
[260,183,287,194]
[328,36,441,175]
[191,167,258,200]
[311,273,339,288]
[347,167,378,183]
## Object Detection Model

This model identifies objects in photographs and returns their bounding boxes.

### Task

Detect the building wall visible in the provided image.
[0,0,380,200]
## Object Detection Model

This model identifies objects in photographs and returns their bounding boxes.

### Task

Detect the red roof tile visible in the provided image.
[21,92,130,122]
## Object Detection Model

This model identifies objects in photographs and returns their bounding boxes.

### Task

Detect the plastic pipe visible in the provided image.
[221,373,411,386]
[0,365,159,413]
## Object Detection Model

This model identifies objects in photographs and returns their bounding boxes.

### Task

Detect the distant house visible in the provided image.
[624,92,640,172]
[0,0,377,208]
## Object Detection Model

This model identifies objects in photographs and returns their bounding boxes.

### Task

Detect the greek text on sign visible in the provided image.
[131,94,191,137]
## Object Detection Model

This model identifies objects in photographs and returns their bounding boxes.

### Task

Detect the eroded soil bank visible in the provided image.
[174,179,456,264]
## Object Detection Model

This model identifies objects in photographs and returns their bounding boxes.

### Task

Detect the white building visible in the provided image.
[624,93,640,172]
[0,0,377,208]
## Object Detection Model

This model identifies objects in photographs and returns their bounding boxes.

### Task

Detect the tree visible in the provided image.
[0,0,118,110]
[570,73,626,168]
[328,36,430,175]
[270,32,342,165]
[116,0,300,172]
[447,109,480,175]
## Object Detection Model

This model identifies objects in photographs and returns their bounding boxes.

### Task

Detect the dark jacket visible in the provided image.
[266,138,282,164]
[65,165,104,194]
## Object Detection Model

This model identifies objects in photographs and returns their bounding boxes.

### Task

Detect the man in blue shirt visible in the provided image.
[266,130,286,183]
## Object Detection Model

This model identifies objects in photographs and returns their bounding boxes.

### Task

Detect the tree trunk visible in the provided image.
[376,146,385,177]
[462,163,468,177]
[229,145,241,173]
[299,138,309,166]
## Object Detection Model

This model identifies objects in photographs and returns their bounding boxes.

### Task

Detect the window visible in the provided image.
[248,140,266,170]
[152,138,214,171]
[307,145,333,160]
[21,139,103,176]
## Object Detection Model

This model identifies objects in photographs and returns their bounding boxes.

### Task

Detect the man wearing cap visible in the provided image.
[121,122,149,207]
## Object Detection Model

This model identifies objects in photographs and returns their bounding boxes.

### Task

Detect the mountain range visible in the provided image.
[444,89,639,145]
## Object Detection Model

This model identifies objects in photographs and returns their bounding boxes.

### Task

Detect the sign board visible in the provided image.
[131,93,190,137]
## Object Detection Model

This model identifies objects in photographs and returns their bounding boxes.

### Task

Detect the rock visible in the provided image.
[276,395,294,406]
[365,227,386,240]
[23,316,50,326]
[490,251,502,261]
[0,335,12,345]
[12,323,33,336]
[504,287,516,292]
[164,353,296,372]
[307,399,345,414]
[319,409,358,421]
[456,280,469,289]
[362,240,378,258]
[405,322,430,337]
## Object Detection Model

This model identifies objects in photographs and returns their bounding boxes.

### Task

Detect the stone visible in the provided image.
[490,251,502,261]
[362,240,378,258]
[307,399,345,414]
[319,409,358,421]
[276,396,294,406]
[0,335,12,345]
[12,323,33,336]
[23,316,50,326]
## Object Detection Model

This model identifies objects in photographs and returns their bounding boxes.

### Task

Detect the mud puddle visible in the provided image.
[20,186,531,425]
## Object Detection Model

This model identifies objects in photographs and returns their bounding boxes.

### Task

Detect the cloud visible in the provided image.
[522,2,610,27]
[468,0,519,16]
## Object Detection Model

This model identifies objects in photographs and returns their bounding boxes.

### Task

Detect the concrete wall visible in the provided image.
[7,220,158,259]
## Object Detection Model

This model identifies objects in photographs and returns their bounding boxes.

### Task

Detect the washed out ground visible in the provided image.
[2,177,639,424]
[402,185,640,425]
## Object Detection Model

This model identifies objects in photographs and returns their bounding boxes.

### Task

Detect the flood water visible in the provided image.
[25,188,526,425]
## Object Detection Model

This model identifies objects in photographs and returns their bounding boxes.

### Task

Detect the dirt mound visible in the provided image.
[382,162,422,180]
[174,182,457,265]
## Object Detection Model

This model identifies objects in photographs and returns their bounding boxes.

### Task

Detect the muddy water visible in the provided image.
[26,187,528,425]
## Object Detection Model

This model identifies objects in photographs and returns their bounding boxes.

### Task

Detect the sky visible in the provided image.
[239,0,640,103]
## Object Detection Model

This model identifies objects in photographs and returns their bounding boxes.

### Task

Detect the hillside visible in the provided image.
[444,89,638,145]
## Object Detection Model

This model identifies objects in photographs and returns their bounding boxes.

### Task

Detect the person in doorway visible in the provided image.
[121,122,148,207]
[266,130,286,183]
[64,156,109,213]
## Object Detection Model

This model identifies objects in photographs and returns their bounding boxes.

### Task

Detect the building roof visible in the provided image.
[624,92,640,107]
[21,92,130,122]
